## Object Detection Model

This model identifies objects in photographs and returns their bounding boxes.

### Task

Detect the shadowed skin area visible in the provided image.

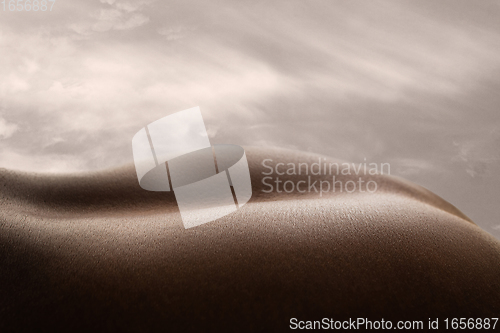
[0,147,499,332]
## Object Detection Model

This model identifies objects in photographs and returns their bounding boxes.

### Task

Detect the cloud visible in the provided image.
[0,148,88,173]
[0,117,18,139]
[157,26,195,41]
[1,0,500,177]
[68,0,151,35]
[392,158,441,177]
[114,13,149,30]
[91,9,149,32]
[116,1,152,13]
[0,24,290,172]
[452,130,500,178]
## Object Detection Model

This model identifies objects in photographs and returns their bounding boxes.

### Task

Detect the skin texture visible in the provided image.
[0,147,499,332]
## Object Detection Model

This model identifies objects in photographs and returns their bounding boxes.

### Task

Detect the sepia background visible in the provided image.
[1,0,499,238]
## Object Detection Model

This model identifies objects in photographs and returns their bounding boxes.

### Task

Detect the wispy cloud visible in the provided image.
[0,117,18,139]
[157,26,195,41]
[68,0,151,35]
[1,0,500,177]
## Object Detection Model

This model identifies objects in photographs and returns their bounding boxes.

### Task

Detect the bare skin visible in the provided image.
[1,147,499,332]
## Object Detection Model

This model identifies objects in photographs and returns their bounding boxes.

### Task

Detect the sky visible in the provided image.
[1,0,499,238]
